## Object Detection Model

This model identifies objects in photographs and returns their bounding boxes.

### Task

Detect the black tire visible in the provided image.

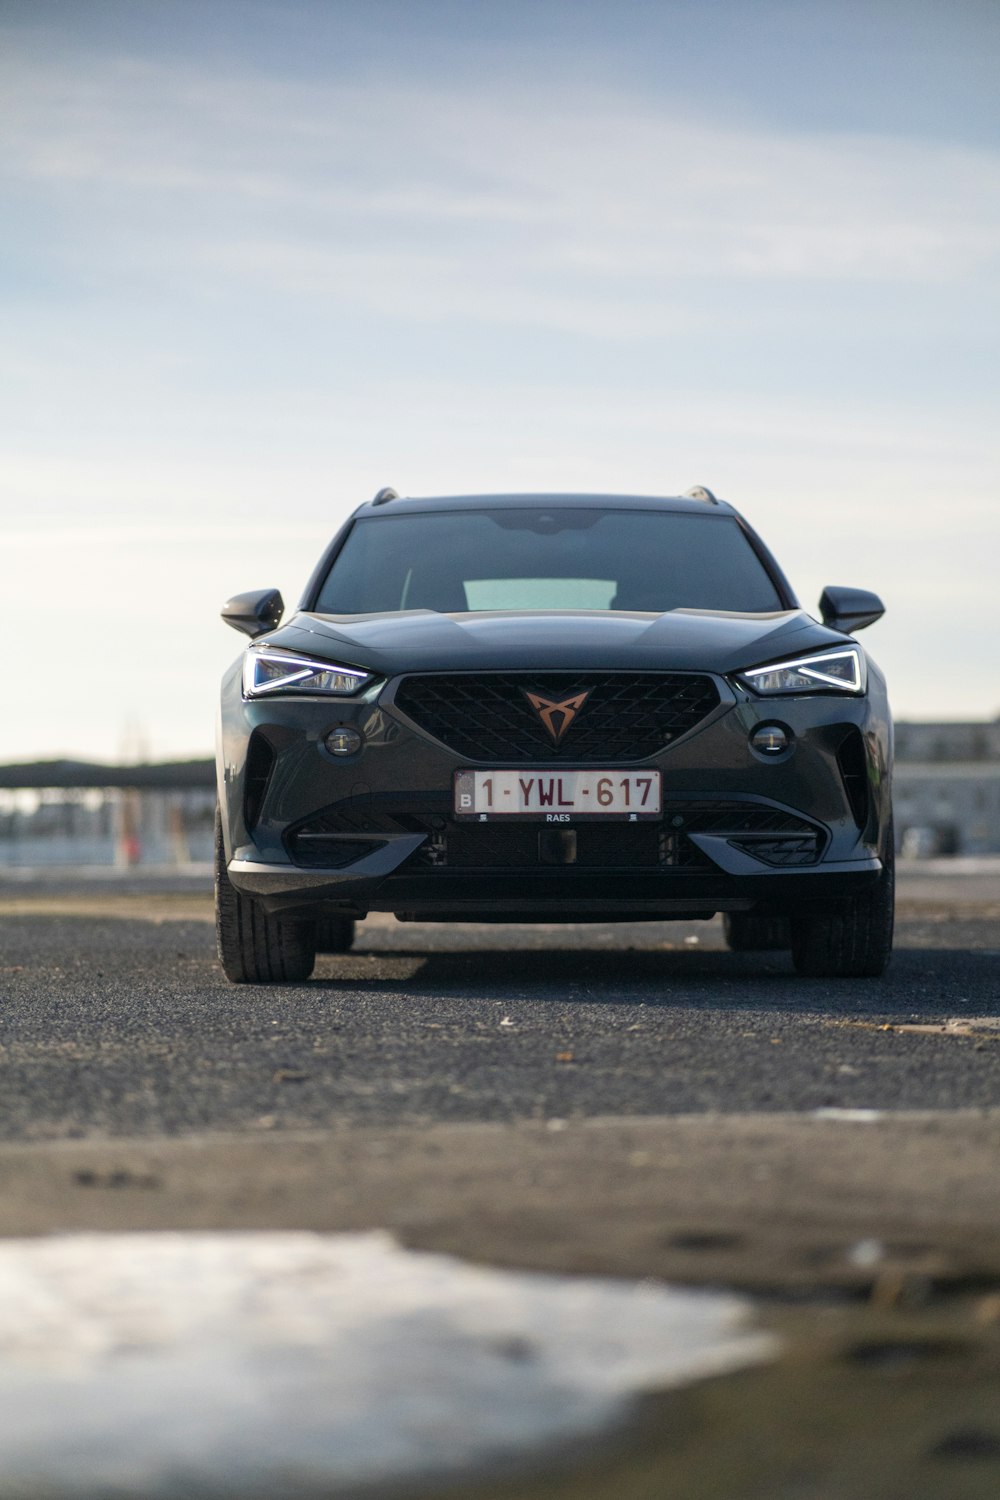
[215,810,317,983]
[790,840,894,979]
[723,912,791,951]
[315,916,356,953]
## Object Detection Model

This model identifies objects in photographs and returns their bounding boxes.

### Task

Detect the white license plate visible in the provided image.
[453,769,661,819]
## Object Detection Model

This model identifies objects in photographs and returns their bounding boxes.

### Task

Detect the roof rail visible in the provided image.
[371,486,400,505]
[683,485,720,505]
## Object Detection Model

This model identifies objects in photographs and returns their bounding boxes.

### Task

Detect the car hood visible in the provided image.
[262,608,847,676]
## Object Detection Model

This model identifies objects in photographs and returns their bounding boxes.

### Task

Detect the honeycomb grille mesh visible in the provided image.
[392,672,720,762]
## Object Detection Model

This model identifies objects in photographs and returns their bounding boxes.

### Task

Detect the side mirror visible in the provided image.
[221,588,284,638]
[819,586,885,634]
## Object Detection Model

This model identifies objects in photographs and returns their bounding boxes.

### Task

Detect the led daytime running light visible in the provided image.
[243,648,371,698]
[739,647,864,695]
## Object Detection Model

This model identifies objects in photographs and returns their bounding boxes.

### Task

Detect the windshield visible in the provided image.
[313,509,784,615]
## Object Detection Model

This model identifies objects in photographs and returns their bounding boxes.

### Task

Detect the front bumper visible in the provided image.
[219,662,891,922]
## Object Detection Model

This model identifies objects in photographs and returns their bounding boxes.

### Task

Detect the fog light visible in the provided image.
[325,726,363,756]
[750,723,791,756]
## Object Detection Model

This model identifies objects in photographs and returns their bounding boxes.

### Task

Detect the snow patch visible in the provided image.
[0,1230,776,1496]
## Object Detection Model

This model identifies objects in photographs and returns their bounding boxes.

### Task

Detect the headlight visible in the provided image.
[736,646,865,696]
[243,647,373,698]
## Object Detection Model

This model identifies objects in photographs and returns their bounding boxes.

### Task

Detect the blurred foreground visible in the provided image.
[2,877,1000,1497]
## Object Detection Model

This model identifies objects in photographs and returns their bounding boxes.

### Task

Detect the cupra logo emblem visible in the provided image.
[523,690,592,745]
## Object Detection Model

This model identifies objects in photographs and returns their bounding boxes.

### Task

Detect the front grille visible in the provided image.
[285,794,824,871]
[392,672,720,762]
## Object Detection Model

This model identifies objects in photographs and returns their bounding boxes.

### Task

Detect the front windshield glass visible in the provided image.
[313,509,783,615]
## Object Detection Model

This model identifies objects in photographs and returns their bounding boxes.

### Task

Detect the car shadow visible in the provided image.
[310,943,1000,1016]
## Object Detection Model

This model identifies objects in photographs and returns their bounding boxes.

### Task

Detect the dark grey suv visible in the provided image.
[216,487,893,982]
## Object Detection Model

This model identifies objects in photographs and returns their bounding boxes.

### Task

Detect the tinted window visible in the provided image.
[314,509,783,615]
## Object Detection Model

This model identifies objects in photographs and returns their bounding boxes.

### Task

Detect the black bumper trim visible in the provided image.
[231,855,882,919]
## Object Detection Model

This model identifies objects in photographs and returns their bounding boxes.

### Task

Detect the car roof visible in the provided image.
[352,491,738,518]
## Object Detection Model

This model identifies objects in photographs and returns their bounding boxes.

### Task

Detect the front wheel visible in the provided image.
[790,843,894,979]
[215,810,317,984]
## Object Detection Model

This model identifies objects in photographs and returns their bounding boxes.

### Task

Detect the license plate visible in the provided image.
[453,769,662,819]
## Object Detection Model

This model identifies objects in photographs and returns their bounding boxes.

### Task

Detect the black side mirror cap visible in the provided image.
[221,588,284,638]
[819,586,885,634]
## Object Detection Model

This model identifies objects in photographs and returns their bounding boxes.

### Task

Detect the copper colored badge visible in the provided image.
[524,690,591,745]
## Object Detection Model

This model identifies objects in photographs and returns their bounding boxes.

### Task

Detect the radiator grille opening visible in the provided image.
[392,672,720,762]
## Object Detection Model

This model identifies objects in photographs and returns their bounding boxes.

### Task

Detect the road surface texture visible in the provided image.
[1,870,1000,1498]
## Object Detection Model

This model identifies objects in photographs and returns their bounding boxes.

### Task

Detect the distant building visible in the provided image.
[894,715,1000,855]
[0,762,215,868]
[894,720,1000,763]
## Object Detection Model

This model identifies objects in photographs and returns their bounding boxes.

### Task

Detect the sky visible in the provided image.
[2,0,998,762]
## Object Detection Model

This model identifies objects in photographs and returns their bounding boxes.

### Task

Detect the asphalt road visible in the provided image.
[3,882,1000,1499]
[1,894,999,1140]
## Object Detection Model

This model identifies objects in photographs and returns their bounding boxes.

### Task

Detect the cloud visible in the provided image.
[1,26,998,748]
[2,48,999,339]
